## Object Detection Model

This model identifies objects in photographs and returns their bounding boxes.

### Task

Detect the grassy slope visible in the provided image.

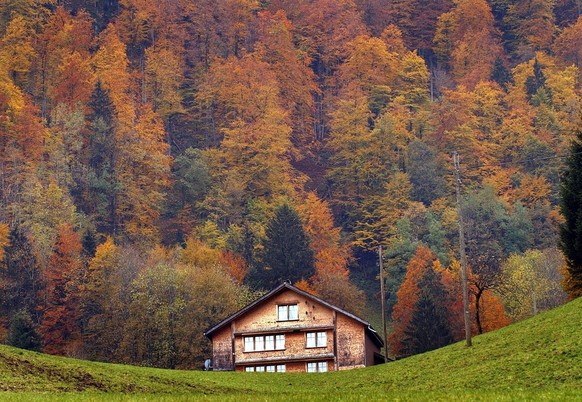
[1,297,581,401]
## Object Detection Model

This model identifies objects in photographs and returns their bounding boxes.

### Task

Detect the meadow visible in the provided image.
[1,297,581,401]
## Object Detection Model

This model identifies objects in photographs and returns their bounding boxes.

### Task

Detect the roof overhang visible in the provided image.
[204,282,384,348]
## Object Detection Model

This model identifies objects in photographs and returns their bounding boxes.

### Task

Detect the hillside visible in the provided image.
[1,0,579,366]
[1,297,581,401]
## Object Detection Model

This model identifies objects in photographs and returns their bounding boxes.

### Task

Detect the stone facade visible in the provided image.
[205,283,384,372]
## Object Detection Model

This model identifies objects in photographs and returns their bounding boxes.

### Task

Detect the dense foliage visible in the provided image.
[560,130,582,297]
[0,0,578,365]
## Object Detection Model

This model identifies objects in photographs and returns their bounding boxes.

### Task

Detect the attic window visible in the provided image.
[277,304,299,321]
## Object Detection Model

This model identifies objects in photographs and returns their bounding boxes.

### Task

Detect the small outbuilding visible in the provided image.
[204,282,384,372]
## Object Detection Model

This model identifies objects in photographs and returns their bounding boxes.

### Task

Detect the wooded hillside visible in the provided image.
[0,0,579,366]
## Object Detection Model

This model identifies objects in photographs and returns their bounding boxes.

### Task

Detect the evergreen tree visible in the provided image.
[0,226,42,324]
[8,310,41,351]
[64,0,119,32]
[85,81,117,236]
[402,267,453,355]
[560,129,582,297]
[383,219,419,316]
[525,58,552,104]
[406,140,446,206]
[254,204,315,289]
[81,228,98,260]
[504,202,534,255]
[490,57,513,90]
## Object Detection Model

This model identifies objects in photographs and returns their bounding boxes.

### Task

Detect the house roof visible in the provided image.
[204,282,384,348]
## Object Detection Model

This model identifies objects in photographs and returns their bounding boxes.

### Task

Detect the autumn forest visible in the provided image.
[0,0,581,368]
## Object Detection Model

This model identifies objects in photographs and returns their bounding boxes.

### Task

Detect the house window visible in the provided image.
[245,364,286,373]
[244,337,253,352]
[276,334,285,350]
[277,304,298,321]
[307,361,328,373]
[255,336,265,351]
[265,335,274,350]
[306,331,327,348]
[244,334,285,352]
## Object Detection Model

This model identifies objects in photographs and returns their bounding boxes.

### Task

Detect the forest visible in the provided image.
[0,0,580,367]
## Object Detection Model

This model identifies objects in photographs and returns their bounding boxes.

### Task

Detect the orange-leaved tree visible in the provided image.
[39,223,82,355]
[390,245,454,356]
[297,192,364,313]
[433,0,502,89]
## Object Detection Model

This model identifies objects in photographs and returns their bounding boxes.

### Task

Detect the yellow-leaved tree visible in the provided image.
[499,249,567,321]
[0,223,9,261]
[197,54,298,226]
[80,237,124,361]
[116,104,171,244]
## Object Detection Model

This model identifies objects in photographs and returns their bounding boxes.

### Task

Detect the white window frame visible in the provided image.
[277,304,299,321]
[265,335,275,350]
[306,332,316,348]
[255,336,265,351]
[306,331,327,348]
[244,336,254,352]
[243,334,286,352]
[307,361,328,373]
[245,364,286,373]
[317,331,327,347]
[275,334,285,350]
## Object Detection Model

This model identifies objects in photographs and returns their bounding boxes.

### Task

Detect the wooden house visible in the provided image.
[204,282,384,372]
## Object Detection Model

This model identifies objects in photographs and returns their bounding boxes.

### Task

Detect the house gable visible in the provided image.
[205,282,384,372]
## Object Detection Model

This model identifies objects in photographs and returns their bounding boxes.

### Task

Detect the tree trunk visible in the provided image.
[475,287,484,334]
[532,289,538,315]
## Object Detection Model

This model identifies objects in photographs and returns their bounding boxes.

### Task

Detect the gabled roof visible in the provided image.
[204,282,384,348]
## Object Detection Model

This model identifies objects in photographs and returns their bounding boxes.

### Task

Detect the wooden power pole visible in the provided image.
[379,245,389,359]
[453,151,472,347]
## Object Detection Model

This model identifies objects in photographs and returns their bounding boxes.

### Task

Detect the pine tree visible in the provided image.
[525,58,551,102]
[81,228,98,260]
[406,140,446,206]
[85,81,117,236]
[0,226,42,326]
[402,267,453,356]
[8,310,41,351]
[560,129,582,297]
[255,204,315,289]
[490,57,513,90]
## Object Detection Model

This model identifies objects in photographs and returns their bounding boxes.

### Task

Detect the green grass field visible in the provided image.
[1,297,581,401]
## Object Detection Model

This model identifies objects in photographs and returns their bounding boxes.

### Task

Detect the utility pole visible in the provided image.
[379,245,389,359]
[453,151,472,347]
